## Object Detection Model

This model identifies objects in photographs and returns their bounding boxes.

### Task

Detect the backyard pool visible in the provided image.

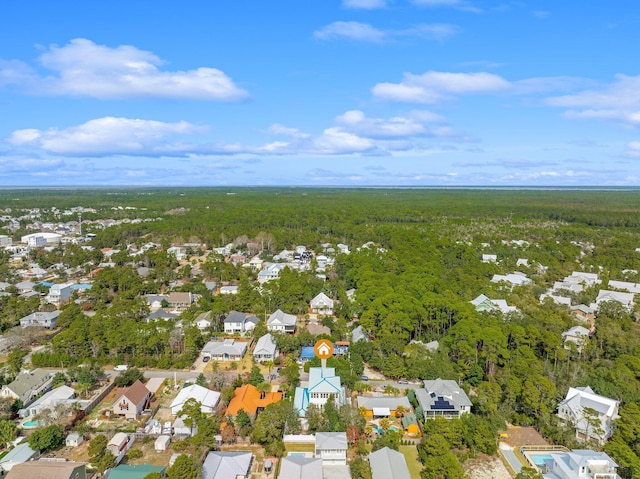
[530,454,554,466]
[21,419,44,429]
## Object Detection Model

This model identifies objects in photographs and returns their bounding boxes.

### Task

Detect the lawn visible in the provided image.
[284,442,315,453]
[400,445,422,479]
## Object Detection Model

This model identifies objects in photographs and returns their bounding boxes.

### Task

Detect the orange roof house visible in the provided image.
[226,384,282,417]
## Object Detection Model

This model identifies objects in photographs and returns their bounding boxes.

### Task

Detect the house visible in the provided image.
[415,378,472,419]
[15,281,36,294]
[5,461,86,479]
[168,292,194,309]
[267,309,297,333]
[595,290,635,310]
[220,285,238,295]
[608,280,640,294]
[557,387,619,444]
[66,432,83,447]
[1,369,53,406]
[370,446,411,479]
[278,457,323,479]
[491,272,532,287]
[310,292,334,315]
[570,304,595,324]
[315,432,348,465]
[352,325,368,342]
[253,333,278,362]
[203,451,253,479]
[532,450,621,479]
[300,346,316,363]
[108,464,166,479]
[201,339,247,361]
[257,263,286,284]
[470,294,517,315]
[113,381,151,420]
[170,384,221,415]
[144,294,169,310]
[19,311,60,329]
[226,384,283,418]
[294,367,347,417]
[107,432,131,456]
[224,311,259,335]
[45,282,74,305]
[540,293,572,307]
[20,385,75,419]
[357,395,412,418]
[482,254,497,263]
[516,258,530,267]
[0,443,39,472]
[146,309,177,323]
[562,326,591,353]
[195,311,212,330]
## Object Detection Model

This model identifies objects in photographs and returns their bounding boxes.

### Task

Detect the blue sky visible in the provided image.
[1,0,639,186]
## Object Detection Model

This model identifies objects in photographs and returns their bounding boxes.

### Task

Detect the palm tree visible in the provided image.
[395,405,406,418]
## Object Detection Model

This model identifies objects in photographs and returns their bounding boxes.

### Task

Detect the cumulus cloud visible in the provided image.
[373,71,510,103]
[267,124,311,139]
[335,109,442,138]
[342,0,387,9]
[0,38,248,100]
[314,21,457,43]
[7,117,205,155]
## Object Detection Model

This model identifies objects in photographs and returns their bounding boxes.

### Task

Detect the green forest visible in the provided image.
[2,187,640,476]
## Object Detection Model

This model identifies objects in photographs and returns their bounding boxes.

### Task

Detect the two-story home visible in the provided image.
[310,292,334,315]
[19,310,60,329]
[315,432,347,466]
[294,367,347,417]
[203,451,253,479]
[267,309,297,333]
[533,450,621,479]
[113,380,151,420]
[224,311,259,335]
[168,292,194,310]
[557,387,619,444]
[415,378,472,419]
[45,282,74,305]
[562,326,591,353]
[253,333,278,363]
[370,447,411,479]
[226,384,282,419]
[1,369,53,406]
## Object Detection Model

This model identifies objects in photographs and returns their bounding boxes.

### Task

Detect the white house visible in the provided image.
[595,290,635,310]
[45,282,74,305]
[562,326,591,353]
[267,309,297,333]
[170,384,221,415]
[535,450,621,479]
[557,386,619,444]
[253,333,278,363]
[491,272,532,287]
[482,254,497,263]
[201,339,247,361]
[310,292,334,315]
[19,311,60,329]
[278,457,323,479]
[608,280,640,294]
[470,294,517,315]
[315,432,347,466]
[224,311,259,335]
[203,451,253,479]
[415,378,472,419]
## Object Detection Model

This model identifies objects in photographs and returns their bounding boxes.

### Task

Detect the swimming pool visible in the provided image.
[530,454,553,466]
[21,419,44,428]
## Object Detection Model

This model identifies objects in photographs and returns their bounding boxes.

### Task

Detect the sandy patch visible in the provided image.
[465,454,513,479]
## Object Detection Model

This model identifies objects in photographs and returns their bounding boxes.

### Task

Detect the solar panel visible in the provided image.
[431,396,455,410]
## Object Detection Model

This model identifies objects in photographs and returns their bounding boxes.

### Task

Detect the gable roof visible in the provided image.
[315,432,347,450]
[226,384,282,417]
[253,333,277,356]
[170,384,221,413]
[278,456,323,479]
[370,447,411,479]
[310,292,334,308]
[5,462,86,479]
[357,396,411,410]
[308,368,343,394]
[203,451,252,479]
[3,369,51,399]
[116,380,150,406]
[108,464,166,479]
[267,309,297,326]
[559,387,618,417]
[415,378,472,412]
[202,339,247,357]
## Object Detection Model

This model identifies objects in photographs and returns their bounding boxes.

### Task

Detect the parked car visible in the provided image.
[360,375,369,381]
[202,356,210,362]
[398,379,408,384]
[114,365,129,371]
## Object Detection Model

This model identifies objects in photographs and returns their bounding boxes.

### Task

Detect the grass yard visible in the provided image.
[284,442,315,453]
[400,445,422,479]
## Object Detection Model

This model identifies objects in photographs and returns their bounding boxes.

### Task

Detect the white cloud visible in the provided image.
[342,0,387,9]
[7,117,204,155]
[625,141,640,158]
[0,38,248,100]
[335,109,433,138]
[315,21,457,43]
[411,0,481,13]
[267,124,311,138]
[314,22,386,42]
[546,74,640,128]
[372,71,510,103]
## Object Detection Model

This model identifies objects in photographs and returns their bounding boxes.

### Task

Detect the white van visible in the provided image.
[114,365,129,371]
